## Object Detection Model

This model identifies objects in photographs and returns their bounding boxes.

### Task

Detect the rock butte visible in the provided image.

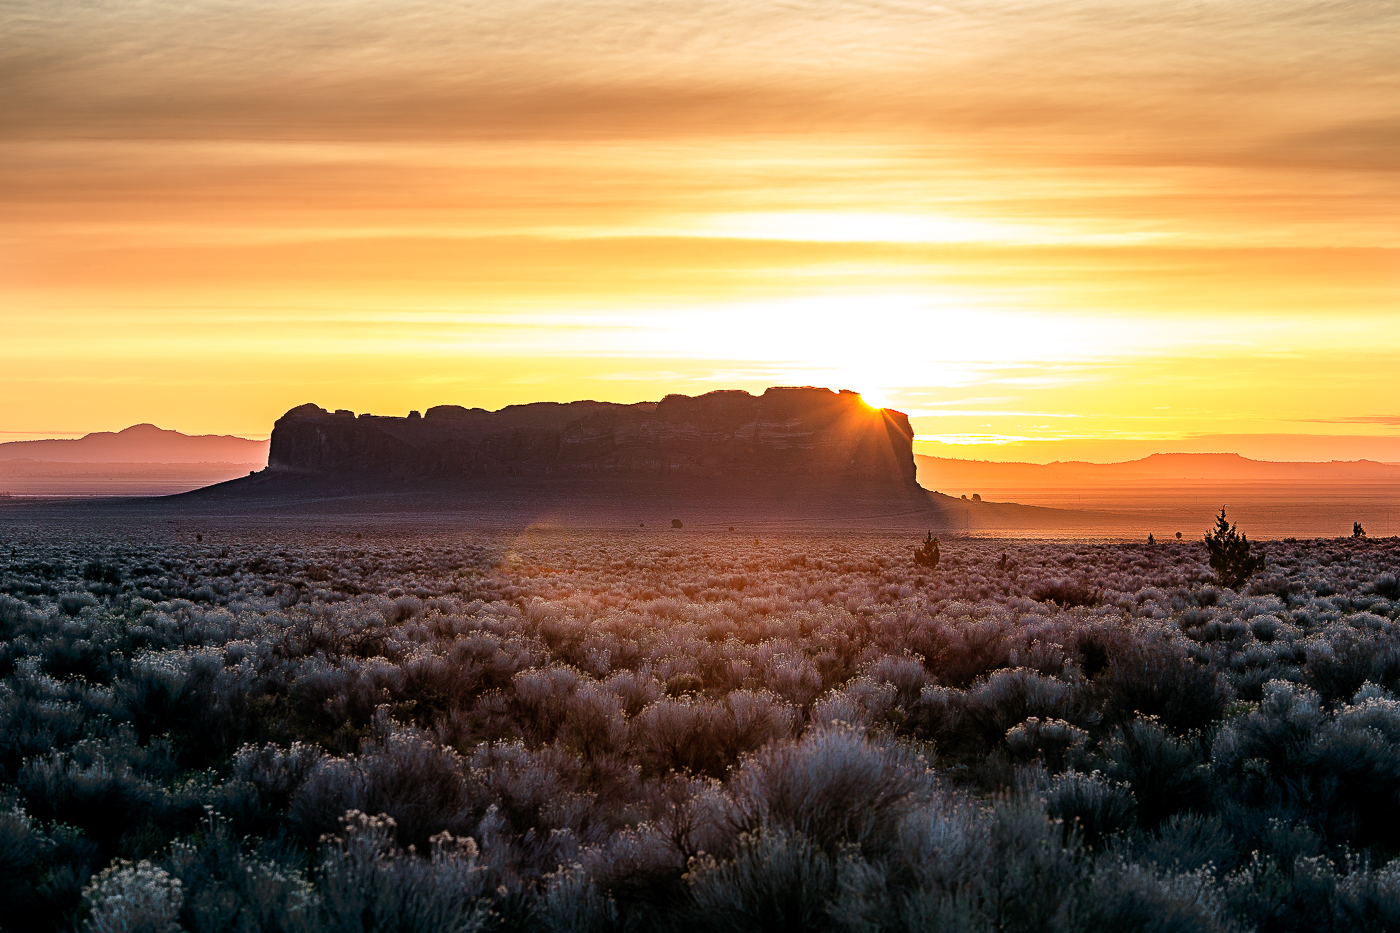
[269,386,920,493]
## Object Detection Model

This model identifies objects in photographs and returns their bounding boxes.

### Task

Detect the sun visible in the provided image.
[858,388,893,410]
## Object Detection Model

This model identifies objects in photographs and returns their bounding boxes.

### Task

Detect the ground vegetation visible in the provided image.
[1,521,1399,931]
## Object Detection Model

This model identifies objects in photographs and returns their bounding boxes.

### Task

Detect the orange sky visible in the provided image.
[3,1,1398,461]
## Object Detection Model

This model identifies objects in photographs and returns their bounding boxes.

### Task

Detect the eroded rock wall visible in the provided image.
[268,387,918,489]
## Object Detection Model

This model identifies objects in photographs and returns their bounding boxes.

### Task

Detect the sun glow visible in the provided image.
[2,0,1397,460]
[684,212,1164,246]
[858,389,893,411]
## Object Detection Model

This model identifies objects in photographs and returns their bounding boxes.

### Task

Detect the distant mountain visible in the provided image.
[916,452,1400,489]
[0,424,269,464]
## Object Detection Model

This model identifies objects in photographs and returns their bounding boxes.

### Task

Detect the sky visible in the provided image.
[3,0,1398,461]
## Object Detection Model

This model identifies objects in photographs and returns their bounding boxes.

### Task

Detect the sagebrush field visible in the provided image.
[4,519,1400,931]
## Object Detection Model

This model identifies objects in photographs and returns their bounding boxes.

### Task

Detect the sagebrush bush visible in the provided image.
[82,859,184,933]
[684,828,838,933]
[291,720,472,849]
[728,727,925,858]
[308,811,490,933]
[1097,637,1228,735]
[1104,717,1212,828]
[1042,769,1137,850]
[1006,717,1089,771]
[1,524,1398,931]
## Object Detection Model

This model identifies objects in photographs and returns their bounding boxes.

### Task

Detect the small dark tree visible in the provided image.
[1353,521,1366,538]
[1203,508,1264,589]
[1147,533,1155,545]
[671,518,684,529]
[913,532,941,569]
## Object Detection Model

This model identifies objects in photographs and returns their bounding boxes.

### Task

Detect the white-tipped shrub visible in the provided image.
[1043,770,1137,850]
[82,859,183,933]
[684,828,838,932]
[308,810,489,933]
[728,727,924,858]
[1006,717,1088,771]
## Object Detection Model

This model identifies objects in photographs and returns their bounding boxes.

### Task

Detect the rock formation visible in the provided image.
[268,387,919,492]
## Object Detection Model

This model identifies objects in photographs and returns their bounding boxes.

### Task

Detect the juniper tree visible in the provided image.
[1204,508,1264,589]
[913,532,940,569]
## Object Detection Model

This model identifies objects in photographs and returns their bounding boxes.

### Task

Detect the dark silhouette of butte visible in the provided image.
[272,387,914,484]
[206,386,939,522]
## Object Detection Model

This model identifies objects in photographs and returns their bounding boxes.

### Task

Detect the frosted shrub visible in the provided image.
[917,617,1014,688]
[1104,717,1212,828]
[628,690,797,779]
[228,741,324,810]
[1042,770,1136,849]
[559,681,627,761]
[683,828,838,933]
[290,724,471,848]
[1033,578,1103,609]
[630,697,723,776]
[728,727,924,858]
[1073,859,1233,933]
[1372,574,1400,600]
[513,666,584,744]
[603,669,664,717]
[116,650,194,741]
[865,653,930,709]
[723,689,799,755]
[162,811,314,933]
[910,684,966,743]
[812,678,896,730]
[0,683,88,780]
[532,862,618,933]
[19,751,166,853]
[1334,689,1400,741]
[1138,812,1236,874]
[309,810,489,933]
[1335,858,1400,928]
[82,859,183,933]
[1006,717,1088,771]
[5,524,1400,929]
[0,593,27,628]
[1098,637,1228,735]
[1212,680,1324,781]
[935,799,1085,932]
[964,668,1082,745]
[766,655,823,709]
[1215,679,1400,845]
[1304,627,1400,703]
[59,593,100,616]
[0,803,37,880]
[641,772,731,863]
[1306,712,1400,845]
[1223,850,1341,933]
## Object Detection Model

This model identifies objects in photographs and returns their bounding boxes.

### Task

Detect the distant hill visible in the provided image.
[0,424,269,465]
[916,452,1400,490]
[912,451,1400,539]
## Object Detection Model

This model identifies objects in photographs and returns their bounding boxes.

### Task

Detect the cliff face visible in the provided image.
[268,387,918,490]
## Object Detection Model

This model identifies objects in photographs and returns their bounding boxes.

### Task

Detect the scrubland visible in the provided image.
[3,521,1400,932]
